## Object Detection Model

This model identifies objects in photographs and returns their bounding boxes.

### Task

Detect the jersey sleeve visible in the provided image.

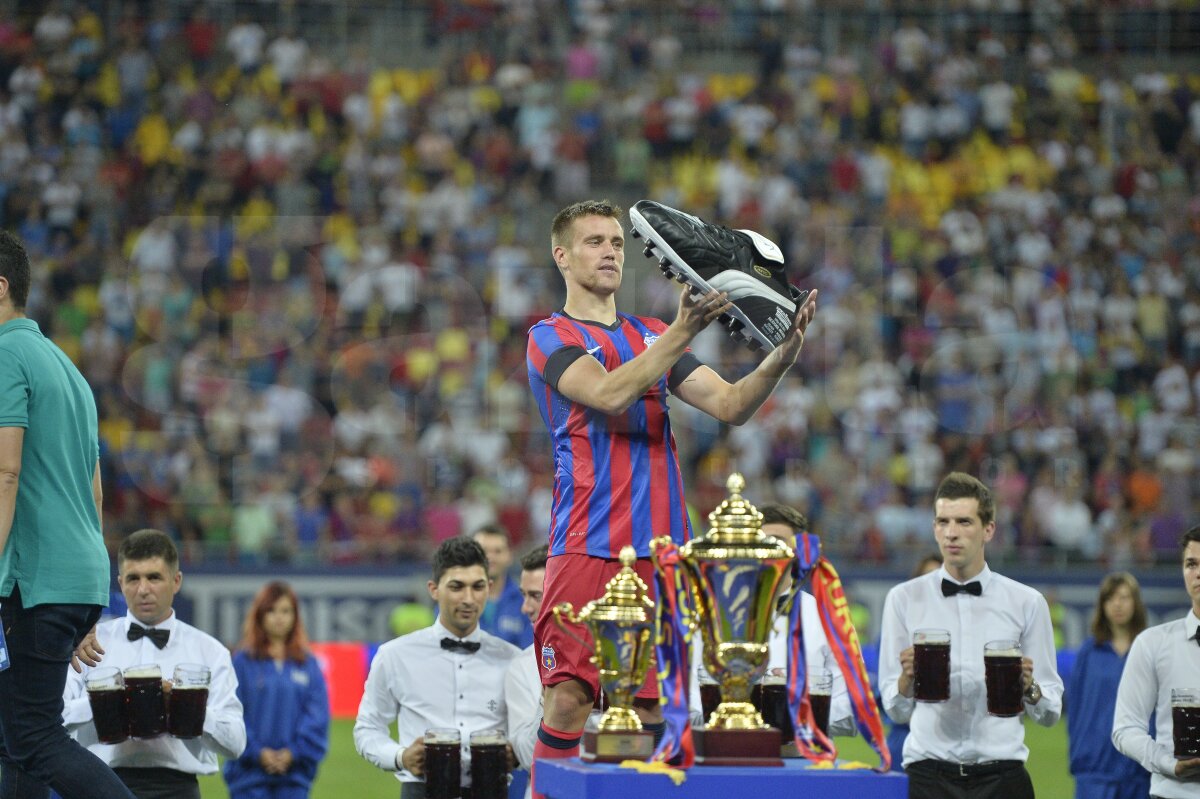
[527,319,587,391]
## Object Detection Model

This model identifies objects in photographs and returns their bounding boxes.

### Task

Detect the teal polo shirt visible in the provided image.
[0,317,109,607]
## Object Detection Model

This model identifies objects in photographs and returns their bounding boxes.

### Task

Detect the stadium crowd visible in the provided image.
[3,1,1199,570]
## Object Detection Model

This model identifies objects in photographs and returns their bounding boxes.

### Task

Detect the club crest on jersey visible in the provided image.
[643,334,659,347]
[541,645,557,671]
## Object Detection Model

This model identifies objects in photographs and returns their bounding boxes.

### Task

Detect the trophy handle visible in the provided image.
[552,603,597,656]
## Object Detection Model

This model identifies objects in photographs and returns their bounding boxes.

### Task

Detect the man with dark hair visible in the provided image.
[879,473,1063,798]
[474,523,532,647]
[355,537,520,798]
[0,230,139,799]
[62,529,246,799]
[526,199,818,780]
[505,545,549,799]
[1113,527,1200,795]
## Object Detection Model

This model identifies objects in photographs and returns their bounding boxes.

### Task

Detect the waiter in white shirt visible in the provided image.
[1112,527,1200,798]
[62,529,246,799]
[878,473,1062,798]
[355,536,521,798]
[504,544,548,799]
[687,504,854,736]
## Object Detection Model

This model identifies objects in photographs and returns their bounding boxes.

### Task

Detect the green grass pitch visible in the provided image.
[197,718,1074,797]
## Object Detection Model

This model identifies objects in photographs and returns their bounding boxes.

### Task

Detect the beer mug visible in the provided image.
[912,629,951,702]
[809,670,833,737]
[1172,688,1200,759]
[758,674,793,740]
[124,664,166,738]
[424,728,462,799]
[984,640,1024,717]
[469,729,508,799]
[697,666,722,726]
[168,663,211,738]
[86,667,128,744]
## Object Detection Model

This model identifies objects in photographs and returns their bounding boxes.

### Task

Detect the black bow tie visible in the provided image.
[942,579,983,597]
[127,624,170,649]
[441,637,480,654]
[1192,627,1200,648]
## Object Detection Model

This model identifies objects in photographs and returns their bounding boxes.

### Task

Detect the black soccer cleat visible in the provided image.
[629,200,809,352]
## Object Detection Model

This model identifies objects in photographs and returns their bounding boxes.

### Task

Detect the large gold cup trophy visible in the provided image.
[553,546,657,762]
[661,473,797,765]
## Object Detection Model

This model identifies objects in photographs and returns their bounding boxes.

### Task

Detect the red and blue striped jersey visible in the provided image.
[526,311,698,558]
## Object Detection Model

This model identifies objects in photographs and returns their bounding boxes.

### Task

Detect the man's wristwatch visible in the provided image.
[1023,680,1042,704]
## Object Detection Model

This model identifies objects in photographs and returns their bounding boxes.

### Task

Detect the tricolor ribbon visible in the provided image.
[785,533,836,761]
[809,554,892,772]
[650,538,695,767]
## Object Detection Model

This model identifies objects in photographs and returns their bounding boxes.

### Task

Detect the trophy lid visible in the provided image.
[683,472,794,558]
[580,546,654,622]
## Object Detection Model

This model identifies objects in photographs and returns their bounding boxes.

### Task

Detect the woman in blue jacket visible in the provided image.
[1067,572,1150,799]
[224,581,330,799]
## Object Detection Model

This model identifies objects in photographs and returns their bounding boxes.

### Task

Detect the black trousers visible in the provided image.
[906,759,1035,799]
[112,767,200,799]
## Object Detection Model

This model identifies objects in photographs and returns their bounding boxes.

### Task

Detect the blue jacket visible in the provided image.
[223,651,330,795]
[1067,636,1151,791]
[479,576,533,648]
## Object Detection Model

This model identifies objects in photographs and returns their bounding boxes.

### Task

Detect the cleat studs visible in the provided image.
[644,245,654,257]
[631,229,641,239]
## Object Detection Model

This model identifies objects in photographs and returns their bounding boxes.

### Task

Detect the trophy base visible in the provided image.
[692,727,784,766]
[580,729,656,763]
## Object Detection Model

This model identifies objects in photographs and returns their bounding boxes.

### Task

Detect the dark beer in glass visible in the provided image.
[759,678,794,740]
[1172,689,1200,759]
[699,681,721,725]
[168,664,211,738]
[124,665,166,738]
[810,670,833,737]
[168,688,209,738]
[912,629,951,702]
[469,729,508,799]
[984,641,1024,717]
[424,728,462,799]
[86,667,128,745]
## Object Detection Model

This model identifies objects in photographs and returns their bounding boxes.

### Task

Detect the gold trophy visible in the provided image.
[553,546,657,762]
[671,473,796,765]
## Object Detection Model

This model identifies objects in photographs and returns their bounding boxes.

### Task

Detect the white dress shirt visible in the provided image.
[688,591,854,736]
[503,644,541,799]
[1112,610,1200,798]
[354,621,520,785]
[504,644,541,770]
[878,565,1063,767]
[62,611,246,773]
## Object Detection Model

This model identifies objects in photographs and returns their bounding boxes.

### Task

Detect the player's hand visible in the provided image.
[1174,757,1200,779]
[1020,657,1034,691]
[71,626,104,673]
[675,288,732,335]
[506,742,518,771]
[401,739,426,776]
[774,289,818,364]
[897,646,915,698]
[276,748,294,773]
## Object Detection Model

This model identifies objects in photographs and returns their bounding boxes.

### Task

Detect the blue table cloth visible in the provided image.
[536,758,907,798]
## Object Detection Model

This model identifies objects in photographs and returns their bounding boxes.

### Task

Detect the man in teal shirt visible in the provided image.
[0,231,135,799]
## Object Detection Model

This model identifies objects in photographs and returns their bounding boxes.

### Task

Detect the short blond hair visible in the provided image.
[550,199,624,250]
